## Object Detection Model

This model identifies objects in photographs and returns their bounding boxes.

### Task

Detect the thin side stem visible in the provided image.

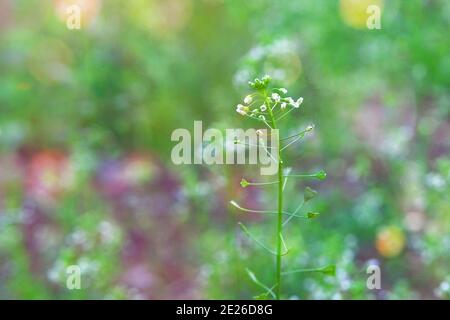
[243,180,280,186]
[230,200,311,219]
[275,107,295,121]
[283,200,305,227]
[238,222,278,255]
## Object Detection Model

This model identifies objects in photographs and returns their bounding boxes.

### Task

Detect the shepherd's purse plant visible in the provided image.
[230,75,334,300]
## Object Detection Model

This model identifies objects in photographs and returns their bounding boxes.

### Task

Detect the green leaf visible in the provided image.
[304,186,318,202]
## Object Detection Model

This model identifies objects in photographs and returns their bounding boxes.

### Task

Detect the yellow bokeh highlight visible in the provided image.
[376,226,406,258]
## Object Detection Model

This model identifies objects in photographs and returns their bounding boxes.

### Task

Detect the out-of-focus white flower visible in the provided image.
[271,93,281,102]
[279,88,288,94]
[440,281,450,292]
[244,95,253,104]
[248,45,265,61]
[47,260,65,283]
[380,127,413,158]
[78,257,100,275]
[260,104,267,112]
[256,129,263,136]
[435,280,450,298]
[332,293,343,300]
[365,258,380,268]
[99,220,120,244]
[258,115,266,121]
[425,172,446,191]
[233,68,251,86]
[68,229,89,248]
[281,102,287,109]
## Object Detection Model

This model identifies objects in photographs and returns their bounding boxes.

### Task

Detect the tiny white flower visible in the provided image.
[236,104,249,115]
[292,97,303,108]
[279,88,288,94]
[286,97,294,104]
[271,93,281,102]
[236,108,247,116]
[281,102,287,109]
[244,95,253,104]
[258,115,266,121]
[256,129,263,136]
[260,104,267,112]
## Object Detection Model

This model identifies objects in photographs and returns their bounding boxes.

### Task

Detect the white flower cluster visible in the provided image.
[235,77,304,119]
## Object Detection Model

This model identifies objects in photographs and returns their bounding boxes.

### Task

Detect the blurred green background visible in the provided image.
[0,0,449,299]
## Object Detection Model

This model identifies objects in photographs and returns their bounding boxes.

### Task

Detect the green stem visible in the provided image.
[275,146,283,300]
[266,96,283,300]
